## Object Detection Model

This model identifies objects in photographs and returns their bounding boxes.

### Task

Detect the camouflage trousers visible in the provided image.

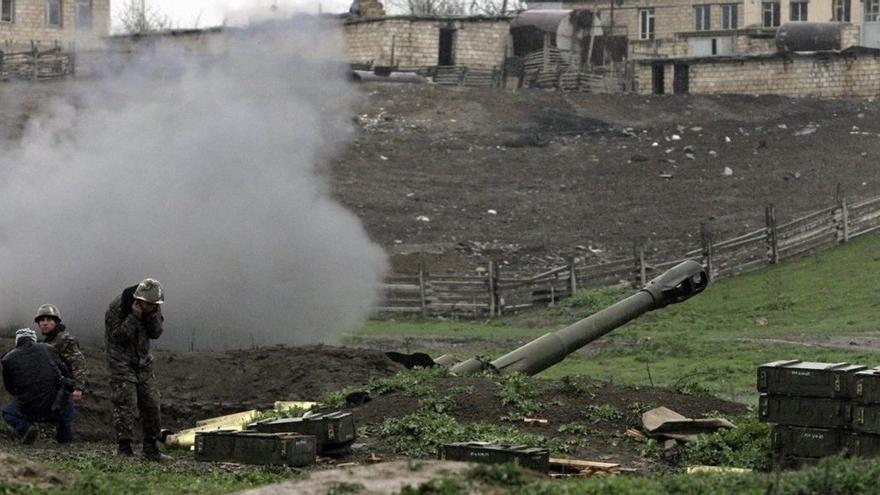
[110,368,161,443]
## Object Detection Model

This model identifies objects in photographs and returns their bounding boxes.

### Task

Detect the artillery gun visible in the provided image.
[389,260,708,375]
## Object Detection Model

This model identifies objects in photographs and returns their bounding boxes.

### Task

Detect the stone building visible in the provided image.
[344,15,511,68]
[529,0,880,57]
[0,0,110,51]
[634,46,880,97]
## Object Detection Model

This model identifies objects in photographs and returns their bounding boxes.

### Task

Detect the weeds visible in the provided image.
[495,373,543,419]
[682,411,772,470]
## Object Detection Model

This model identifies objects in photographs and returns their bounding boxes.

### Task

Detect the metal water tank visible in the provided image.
[776,22,843,52]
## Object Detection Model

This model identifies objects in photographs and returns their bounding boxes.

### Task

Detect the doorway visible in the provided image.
[438,28,456,66]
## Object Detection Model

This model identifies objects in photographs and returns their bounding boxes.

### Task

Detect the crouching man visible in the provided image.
[105,278,169,462]
[1,328,75,444]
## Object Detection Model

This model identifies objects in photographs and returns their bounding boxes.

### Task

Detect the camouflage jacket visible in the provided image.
[105,285,164,377]
[42,324,87,391]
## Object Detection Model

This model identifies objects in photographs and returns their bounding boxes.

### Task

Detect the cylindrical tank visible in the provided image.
[776,22,842,52]
[448,259,709,376]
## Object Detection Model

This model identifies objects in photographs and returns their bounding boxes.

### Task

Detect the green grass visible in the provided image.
[358,233,880,403]
[0,449,296,494]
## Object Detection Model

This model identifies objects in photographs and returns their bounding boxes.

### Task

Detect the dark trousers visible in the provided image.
[2,399,75,443]
[111,370,161,443]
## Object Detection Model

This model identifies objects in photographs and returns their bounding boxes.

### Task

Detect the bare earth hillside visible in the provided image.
[333,84,880,273]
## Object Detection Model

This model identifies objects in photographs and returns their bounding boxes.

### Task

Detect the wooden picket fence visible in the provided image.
[0,46,72,81]
[377,193,880,318]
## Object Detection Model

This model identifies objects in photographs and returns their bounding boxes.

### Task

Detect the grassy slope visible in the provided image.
[359,233,880,403]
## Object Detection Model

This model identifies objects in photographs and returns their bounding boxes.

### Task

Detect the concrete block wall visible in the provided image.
[344,18,508,68]
[0,0,109,51]
[636,52,880,97]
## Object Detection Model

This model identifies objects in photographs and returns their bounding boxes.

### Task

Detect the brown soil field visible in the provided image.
[336,84,880,273]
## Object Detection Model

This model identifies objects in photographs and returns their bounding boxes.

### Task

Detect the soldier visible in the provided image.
[2,328,75,444]
[105,278,169,462]
[35,304,87,403]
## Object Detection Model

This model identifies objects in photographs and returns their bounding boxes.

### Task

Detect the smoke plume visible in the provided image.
[0,16,388,350]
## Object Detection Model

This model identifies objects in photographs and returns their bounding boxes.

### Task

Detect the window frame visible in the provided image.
[75,0,91,30]
[639,8,655,40]
[790,1,808,21]
[762,1,781,27]
[45,0,62,27]
[1,0,13,23]
[867,0,880,22]
[694,5,711,31]
[721,4,738,30]
[833,0,851,21]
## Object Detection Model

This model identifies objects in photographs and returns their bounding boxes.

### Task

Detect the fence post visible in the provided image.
[633,245,646,287]
[700,223,714,278]
[569,258,578,296]
[838,197,850,243]
[488,261,496,318]
[418,261,427,317]
[766,204,779,264]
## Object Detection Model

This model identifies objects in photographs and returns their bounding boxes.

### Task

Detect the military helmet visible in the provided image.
[34,304,61,322]
[133,278,165,305]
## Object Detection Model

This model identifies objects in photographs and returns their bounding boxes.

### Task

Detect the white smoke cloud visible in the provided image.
[0,16,388,350]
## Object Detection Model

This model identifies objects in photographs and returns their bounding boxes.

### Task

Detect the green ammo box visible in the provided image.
[852,404,880,434]
[771,425,851,458]
[847,433,880,458]
[194,431,317,466]
[759,394,852,428]
[439,442,550,473]
[757,360,867,399]
[250,411,356,454]
[854,369,880,404]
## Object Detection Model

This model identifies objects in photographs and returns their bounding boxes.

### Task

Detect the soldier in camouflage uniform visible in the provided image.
[105,278,169,462]
[35,305,87,402]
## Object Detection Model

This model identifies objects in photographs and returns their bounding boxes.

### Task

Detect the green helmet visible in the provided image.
[134,278,165,305]
[34,304,61,322]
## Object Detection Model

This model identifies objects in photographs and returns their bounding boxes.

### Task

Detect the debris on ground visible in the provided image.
[642,406,735,442]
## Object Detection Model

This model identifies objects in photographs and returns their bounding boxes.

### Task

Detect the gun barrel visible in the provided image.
[449,259,708,376]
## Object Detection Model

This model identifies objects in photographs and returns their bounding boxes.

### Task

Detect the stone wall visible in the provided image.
[344,17,509,68]
[0,0,110,51]
[635,50,880,97]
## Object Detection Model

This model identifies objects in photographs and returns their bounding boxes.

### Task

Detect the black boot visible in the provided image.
[142,440,171,462]
[20,425,38,445]
[117,439,134,457]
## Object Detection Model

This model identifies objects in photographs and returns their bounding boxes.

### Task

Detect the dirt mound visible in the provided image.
[0,451,70,489]
[0,338,404,441]
[346,374,746,469]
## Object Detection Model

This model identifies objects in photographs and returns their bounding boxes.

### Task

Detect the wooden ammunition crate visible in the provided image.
[854,369,880,404]
[757,360,867,399]
[771,425,851,458]
[439,443,549,473]
[847,432,880,458]
[194,431,316,466]
[759,394,852,428]
[251,412,356,454]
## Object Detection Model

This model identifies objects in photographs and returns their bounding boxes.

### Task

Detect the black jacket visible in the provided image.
[1,340,68,418]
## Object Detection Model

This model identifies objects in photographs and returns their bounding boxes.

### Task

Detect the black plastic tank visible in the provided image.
[776,22,843,52]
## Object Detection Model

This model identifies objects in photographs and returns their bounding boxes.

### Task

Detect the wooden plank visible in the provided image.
[776,206,836,230]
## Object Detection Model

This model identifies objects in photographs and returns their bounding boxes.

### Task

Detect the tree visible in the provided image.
[385,0,524,15]
[116,0,171,34]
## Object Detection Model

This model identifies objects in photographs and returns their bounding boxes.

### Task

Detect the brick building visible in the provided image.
[0,0,109,51]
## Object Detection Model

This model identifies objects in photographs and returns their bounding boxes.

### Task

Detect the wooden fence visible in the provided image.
[377,194,880,318]
[0,46,72,81]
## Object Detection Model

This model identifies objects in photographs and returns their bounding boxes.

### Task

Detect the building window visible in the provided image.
[790,1,808,20]
[76,0,91,30]
[721,4,738,29]
[45,0,61,27]
[867,0,880,21]
[1,0,13,22]
[833,0,851,21]
[639,8,655,40]
[762,1,780,26]
[694,5,711,31]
